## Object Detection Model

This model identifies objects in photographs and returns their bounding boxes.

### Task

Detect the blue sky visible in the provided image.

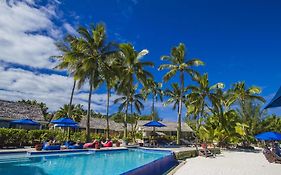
[0,0,281,121]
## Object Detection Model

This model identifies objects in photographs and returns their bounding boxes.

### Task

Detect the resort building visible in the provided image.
[79,117,194,138]
[0,100,45,129]
[0,99,194,139]
[137,120,194,138]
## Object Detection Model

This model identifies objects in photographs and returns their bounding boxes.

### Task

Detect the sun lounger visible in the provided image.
[64,141,83,149]
[199,149,214,157]
[263,148,281,164]
[42,143,61,150]
[102,141,113,147]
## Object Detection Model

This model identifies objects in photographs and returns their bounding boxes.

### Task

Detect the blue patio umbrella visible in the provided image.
[11,118,40,126]
[265,86,281,109]
[51,117,77,125]
[255,131,281,141]
[51,117,78,141]
[144,120,166,127]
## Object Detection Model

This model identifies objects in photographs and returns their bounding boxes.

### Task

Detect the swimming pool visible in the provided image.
[0,148,178,175]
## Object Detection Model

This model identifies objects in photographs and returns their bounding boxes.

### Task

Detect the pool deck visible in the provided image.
[139,146,197,153]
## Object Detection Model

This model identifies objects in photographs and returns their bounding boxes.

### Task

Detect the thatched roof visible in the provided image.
[0,100,44,121]
[137,120,193,132]
[79,118,124,131]
[79,118,193,133]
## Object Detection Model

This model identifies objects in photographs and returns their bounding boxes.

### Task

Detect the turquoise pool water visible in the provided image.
[0,149,172,175]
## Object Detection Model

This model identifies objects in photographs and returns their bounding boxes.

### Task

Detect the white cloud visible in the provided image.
[0,66,119,113]
[0,0,59,68]
[63,22,78,35]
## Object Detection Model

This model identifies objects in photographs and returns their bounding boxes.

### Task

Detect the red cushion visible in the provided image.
[103,141,113,147]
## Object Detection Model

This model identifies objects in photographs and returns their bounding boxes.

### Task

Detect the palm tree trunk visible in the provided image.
[152,94,155,120]
[106,88,110,139]
[68,80,76,119]
[152,95,156,133]
[177,71,184,144]
[124,100,128,139]
[86,79,93,142]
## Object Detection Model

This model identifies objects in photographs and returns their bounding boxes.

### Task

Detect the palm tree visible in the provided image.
[143,78,164,121]
[73,23,114,142]
[54,35,82,119]
[116,43,153,138]
[159,43,204,144]
[232,82,266,122]
[54,104,86,122]
[114,88,145,118]
[164,83,185,117]
[100,47,119,139]
[186,73,224,130]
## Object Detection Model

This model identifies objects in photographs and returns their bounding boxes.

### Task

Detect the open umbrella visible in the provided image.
[11,119,40,126]
[143,120,166,145]
[255,131,281,141]
[51,118,78,141]
[265,86,281,109]
[143,120,166,127]
[51,118,77,125]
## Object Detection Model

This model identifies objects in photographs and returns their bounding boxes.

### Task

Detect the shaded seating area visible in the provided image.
[263,147,281,164]
[255,131,281,164]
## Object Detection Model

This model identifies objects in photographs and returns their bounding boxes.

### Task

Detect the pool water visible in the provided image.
[0,149,172,175]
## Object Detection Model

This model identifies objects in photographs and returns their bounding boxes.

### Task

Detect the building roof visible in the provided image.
[79,118,124,131]
[0,100,44,121]
[79,118,193,133]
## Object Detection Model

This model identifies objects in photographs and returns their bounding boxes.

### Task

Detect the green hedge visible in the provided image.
[0,128,106,148]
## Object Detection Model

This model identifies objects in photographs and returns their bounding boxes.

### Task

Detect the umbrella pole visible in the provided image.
[67,127,70,141]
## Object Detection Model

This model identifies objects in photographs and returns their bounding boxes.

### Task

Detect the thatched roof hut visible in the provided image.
[79,118,193,133]
[0,100,44,121]
[137,120,193,132]
[79,118,124,132]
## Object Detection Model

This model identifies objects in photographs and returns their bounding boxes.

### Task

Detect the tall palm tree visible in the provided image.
[159,43,204,144]
[114,88,145,120]
[54,35,81,119]
[164,83,185,116]
[116,43,153,138]
[101,55,119,139]
[73,23,114,142]
[143,78,163,120]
